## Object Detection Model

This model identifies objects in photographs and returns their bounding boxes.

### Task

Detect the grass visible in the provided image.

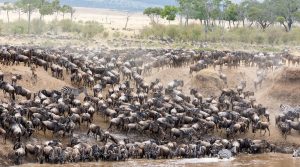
[0,19,106,39]
[140,24,300,46]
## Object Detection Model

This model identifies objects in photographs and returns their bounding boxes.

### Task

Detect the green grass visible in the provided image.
[140,24,300,45]
[0,19,106,39]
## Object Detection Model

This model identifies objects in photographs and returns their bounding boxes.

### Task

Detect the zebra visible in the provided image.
[61,86,87,98]
[280,104,300,121]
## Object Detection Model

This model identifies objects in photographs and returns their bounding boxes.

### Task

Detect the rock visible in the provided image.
[218,149,232,159]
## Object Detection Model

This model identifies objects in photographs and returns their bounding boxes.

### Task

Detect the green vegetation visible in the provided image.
[143,7,163,24]
[0,0,105,38]
[0,19,106,38]
[142,0,300,46]
[0,0,76,33]
[140,24,300,45]
[161,6,179,24]
[144,0,300,32]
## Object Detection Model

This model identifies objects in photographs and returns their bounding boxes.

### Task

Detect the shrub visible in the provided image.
[31,19,47,34]
[59,19,74,32]
[82,21,104,38]
[140,24,300,45]
[102,31,109,38]
[113,31,121,38]
[10,20,27,34]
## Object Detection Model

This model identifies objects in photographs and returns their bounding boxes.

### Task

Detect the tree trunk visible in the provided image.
[229,21,231,28]
[71,13,74,21]
[185,14,189,26]
[18,10,21,21]
[124,16,129,30]
[63,13,65,19]
[27,5,32,34]
[249,21,253,28]
[281,22,289,32]
[242,20,245,27]
[6,10,9,23]
[287,18,292,32]
[180,14,182,25]
[28,11,31,33]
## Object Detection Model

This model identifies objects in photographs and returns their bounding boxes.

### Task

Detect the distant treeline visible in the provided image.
[144,0,300,32]
[1,0,76,33]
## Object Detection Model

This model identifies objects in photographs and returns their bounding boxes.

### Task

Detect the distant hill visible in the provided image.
[0,0,243,12]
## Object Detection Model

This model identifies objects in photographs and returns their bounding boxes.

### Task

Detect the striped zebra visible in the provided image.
[280,104,300,120]
[61,86,87,98]
[280,104,293,112]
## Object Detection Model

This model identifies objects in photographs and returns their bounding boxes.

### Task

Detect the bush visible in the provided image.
[59,19,74,32]
[102,31,109,38]
[113,31,121,38]
[81,21,104,38]
[10,20,27,34]
[31,19,47,34]
[140,24,300,45]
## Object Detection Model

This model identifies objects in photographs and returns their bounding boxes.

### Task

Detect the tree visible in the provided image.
[51,0,61,19]
[1,2,14,23]
[70,7,76,21]
[176,0,194,26]
[60,5,71,19]
[274,0,300,32]
[225,2,239,28]
[38,1,54,20]
[191,0,207,24]
[161,6,178,24]
[143,7,163,24]
[246,0,275,30]
[15,0,40,33]
[14,0,23,21]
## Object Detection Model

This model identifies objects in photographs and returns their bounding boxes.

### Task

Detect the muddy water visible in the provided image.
[19,154,300,167]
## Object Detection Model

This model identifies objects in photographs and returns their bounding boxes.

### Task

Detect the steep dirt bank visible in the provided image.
[144,65,300,145]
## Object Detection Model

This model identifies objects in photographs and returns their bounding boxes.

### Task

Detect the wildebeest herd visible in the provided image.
[0,45,299,165]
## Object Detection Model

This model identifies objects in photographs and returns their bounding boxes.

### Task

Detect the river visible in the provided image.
[19,153,300,167]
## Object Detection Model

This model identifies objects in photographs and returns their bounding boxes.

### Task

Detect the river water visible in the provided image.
[19,153,300,167]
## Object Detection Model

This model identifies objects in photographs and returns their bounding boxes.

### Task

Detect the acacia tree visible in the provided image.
[225,2,239,28]
[143,7,163,24]
[16,0,40,33]
[60,5,70,19]
[14,0,23,21]
[70,7,76,21]
[274,0,300,32]
[246,0,275,30]
[176,0,195,26]
[2,2,14,23]
[38,1,54,20]
[161,6,178,24]
[52,0,61,20]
